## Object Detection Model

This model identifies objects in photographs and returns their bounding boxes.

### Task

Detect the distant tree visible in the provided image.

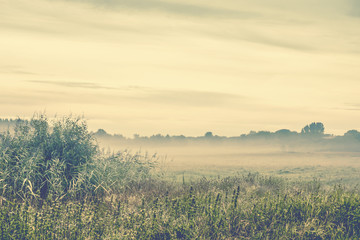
[204,132,213,138]
[344,130,360,140]
[113,134,125,139]
[301,122,324,135]
[254,131,272,138]
[275,129,291,135]
[150,134,164,140]
[95,129,108,136]
[174,135,186,140]
[274,129,297,137]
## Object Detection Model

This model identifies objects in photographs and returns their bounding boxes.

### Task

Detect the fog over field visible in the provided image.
[100,144,360,185]
[92,124,360,186]
[2,119,359,186]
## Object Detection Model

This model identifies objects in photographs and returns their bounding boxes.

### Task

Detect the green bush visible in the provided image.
[0,115,98,200]
[0,115,155,201]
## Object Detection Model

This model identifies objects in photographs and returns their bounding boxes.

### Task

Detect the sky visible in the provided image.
[1,0,360,137]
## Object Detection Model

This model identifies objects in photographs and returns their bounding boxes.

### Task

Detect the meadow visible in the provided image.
[0,116,359,239]
[100,142,360,187]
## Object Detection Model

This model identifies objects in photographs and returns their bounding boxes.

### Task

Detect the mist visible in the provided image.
[93,124,360,186]
[2,118,359,185]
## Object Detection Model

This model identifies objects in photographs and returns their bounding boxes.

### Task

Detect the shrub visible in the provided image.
[0,115,98,200]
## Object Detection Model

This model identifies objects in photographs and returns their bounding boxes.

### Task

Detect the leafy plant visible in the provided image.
[0,115,154,201]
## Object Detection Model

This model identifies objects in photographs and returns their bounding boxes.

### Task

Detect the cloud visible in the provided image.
[245,34,314,51]
[86,88,246,108]
[143,89,244,107]
[7,82,246,109]
[60,0,258,19]
[26,80,243,106]
[202,29,314,51]
[347,0,360,16]
[0,66,38,75]
[342,103,360,111]
[27,80,117,90]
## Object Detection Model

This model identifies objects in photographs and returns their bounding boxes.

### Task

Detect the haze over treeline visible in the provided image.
[2,118,359,152]
[93,122,360,152]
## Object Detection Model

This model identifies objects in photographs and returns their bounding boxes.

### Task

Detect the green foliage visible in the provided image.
[90,150,156,195]
[0,115,155,201]
[301,122,325,135]
[0,174,359,239]
[0,115,97,200]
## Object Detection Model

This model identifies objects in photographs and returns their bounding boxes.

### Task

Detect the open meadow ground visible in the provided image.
[109,144,360,186]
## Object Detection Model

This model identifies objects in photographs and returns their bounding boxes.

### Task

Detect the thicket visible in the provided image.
[0,115,155,202]
[0,115,360,239]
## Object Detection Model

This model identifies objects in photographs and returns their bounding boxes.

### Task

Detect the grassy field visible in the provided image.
[1,174,360,239]
[1,116,360,239]
[104,143,360,187]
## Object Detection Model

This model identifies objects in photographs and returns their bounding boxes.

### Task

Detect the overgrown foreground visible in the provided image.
[0,175,359,239]
[1,116,360,239]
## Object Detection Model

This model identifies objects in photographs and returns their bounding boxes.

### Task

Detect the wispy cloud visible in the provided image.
[143,89,245,107]
[9,82,246,109]
[245,34,314,51]
[349,0,360,17]
[202,29,314,51]
[0,66,38,75]
[27,80,117,90]
[342,103,360,111]
[80,88,245,108]
[64,0,258,19]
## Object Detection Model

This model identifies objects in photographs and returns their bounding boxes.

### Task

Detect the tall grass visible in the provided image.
[0,115,155,202]
[0,174,359,239]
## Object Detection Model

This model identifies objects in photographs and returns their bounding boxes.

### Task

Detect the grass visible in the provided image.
[0,115,156,202]
[1,174,360,239]
[106,143,360,187]
[1,115,360,239]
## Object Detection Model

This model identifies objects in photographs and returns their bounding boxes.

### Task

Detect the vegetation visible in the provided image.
[0,115,155,202]
[301,122,325,135]
[0,174,360,239]
[0,115,359,239]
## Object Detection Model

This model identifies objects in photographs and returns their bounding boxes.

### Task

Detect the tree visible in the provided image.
[301,122,324,135]
[204,132,213,138]
[95,128,108,136]
[274,129,297,138]
[344,130,360,140]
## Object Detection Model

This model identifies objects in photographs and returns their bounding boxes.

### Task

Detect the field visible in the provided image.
[104,143,360,186]
[1,173,360,239]
[1,117,360,239]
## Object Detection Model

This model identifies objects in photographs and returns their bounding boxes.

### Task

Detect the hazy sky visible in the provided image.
[1,0,360,136]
